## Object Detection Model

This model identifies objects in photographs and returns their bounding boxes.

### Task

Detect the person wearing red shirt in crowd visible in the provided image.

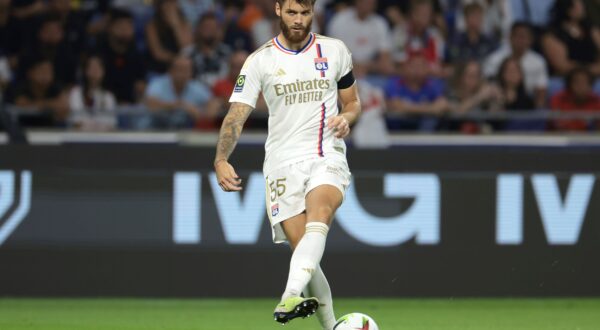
[392,0,445,76]
[210,49,269,129]
[212,50,248,102]
[550,67,600,131]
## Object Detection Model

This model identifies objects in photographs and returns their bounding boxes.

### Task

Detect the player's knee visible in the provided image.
[307,205,335,223]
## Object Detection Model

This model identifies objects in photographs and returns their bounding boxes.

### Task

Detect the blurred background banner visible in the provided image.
[1,144,599,297]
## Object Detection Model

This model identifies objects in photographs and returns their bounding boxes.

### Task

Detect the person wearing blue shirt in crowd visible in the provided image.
[510,0,553,30]
[145,55,218,129]
[385,54,449,131]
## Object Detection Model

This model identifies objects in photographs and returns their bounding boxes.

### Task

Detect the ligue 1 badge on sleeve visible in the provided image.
[234,75,246,93]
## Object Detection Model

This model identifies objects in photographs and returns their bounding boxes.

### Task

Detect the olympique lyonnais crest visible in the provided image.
[314,57,329,72]
[271,203,279,217]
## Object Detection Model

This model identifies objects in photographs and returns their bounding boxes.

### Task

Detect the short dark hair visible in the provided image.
[409,0,433,12]
[38,13,62,26]
[566,67,594,93]
[463,2,483,16]
[276,0,316,7]
[198,11,219,25]
[510,21,532,35]
[108,8,133,24]
[27,57,53,73]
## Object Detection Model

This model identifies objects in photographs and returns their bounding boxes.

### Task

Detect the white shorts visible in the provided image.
[264,157,351,244]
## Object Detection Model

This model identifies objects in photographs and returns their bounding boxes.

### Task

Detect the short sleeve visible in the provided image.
[430,79,445,99]
[384,77,399,98]
[146,77,165,98]
[105,91,117,112]
[189,82,212,106]
[228,54,262,108]
[483,52,503,79]
[375,18,392,53]
[533,57,549,88]
[336,41,353,82]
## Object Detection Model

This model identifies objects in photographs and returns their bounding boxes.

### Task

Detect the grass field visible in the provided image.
[0,298,599,330]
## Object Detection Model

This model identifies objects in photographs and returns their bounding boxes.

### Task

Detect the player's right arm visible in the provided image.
[215,48,263,191]
[214,102,254,192]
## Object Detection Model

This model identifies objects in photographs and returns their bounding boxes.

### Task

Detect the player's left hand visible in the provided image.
[327,115,350,138]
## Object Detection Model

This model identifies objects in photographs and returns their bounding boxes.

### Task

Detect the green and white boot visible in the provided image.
[273,296,319,324]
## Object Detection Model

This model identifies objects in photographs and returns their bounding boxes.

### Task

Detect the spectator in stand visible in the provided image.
[68,55,117,131]
[382,0,448,38]
[145,0,193,73]
[447,2,498,63]
[4,58,68,126]
[9,0,47,50]
[212,50,248,103]
[17,14,77,86]
[550,67,600,131]
[250,0,281,46]
[445,60,502,132]
[448,60,501,114]
[510,0,552,32]
[493,56,541,131]
[488,58,534,132]
[178,0,215,27]
[495,57,534,111]
[221,0,253,52]
[145,56,218,129]
[454,0,512,42]
[483,22,548,108]
[541,0,600,76]
[211,49,269,121]
[327,0,393,75]
[92,8,146,105]
[11,0,46,20]
[48,0,86,57]
[352,62,389,148]
[312,0,333,34]
[185,12,232,88]
[385,54,449,131]
[391,0,445,76]
[82,0,113,42]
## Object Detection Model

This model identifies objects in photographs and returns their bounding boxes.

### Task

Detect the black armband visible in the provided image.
[337,70,355,90]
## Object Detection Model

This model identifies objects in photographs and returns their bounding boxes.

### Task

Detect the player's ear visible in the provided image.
[275,1,281,17]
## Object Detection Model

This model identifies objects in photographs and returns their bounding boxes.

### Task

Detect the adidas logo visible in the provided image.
[275,68,286,76]
[302,267,315,274]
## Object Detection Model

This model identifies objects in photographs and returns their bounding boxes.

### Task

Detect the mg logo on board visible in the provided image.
[0,171,32,246]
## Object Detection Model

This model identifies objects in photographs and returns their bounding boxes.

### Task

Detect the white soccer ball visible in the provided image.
[333,312,379,330]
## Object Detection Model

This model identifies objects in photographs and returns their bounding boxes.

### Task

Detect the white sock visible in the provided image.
[282,222,329,300]
[304,265,336,330]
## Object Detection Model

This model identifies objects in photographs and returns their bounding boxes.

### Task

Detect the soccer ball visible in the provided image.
[333,313,379,330]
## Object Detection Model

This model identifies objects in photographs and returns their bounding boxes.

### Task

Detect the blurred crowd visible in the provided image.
[0,0,600,134]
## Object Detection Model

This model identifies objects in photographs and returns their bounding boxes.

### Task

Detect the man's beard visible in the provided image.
[280,18,312,44]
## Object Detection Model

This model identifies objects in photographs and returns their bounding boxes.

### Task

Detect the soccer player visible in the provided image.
[213,0,361,328]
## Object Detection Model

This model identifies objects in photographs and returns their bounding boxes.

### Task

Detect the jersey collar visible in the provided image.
[273,33,316,55]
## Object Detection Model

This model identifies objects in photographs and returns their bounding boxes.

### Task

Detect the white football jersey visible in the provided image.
[229,32,354,175]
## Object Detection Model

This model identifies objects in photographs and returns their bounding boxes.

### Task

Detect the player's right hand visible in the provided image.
[214,160,243,192]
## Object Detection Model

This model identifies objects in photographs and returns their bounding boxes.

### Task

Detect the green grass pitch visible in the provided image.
[0,298,599,330]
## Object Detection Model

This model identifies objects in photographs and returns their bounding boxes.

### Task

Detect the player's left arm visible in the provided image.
[328,81,361,138]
